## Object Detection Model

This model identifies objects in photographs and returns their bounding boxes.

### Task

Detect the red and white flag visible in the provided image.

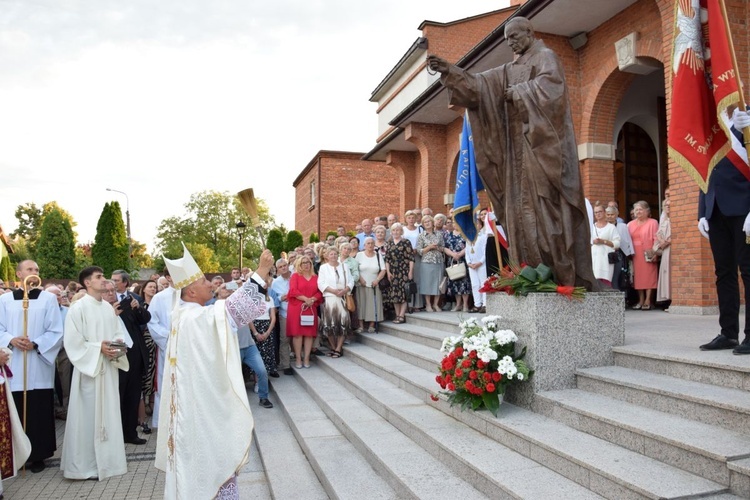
[667,0,749,192]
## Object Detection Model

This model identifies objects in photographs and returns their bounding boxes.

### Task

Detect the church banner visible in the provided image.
[667,0,748,192]
[453,112,484,243]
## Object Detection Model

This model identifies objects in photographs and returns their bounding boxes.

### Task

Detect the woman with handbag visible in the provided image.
[355,237,387,333]
[318,247,354,358]
[442,218,472,312]
[287,256,323,368]
[655,198,672,305]
[591,202,621,287]
[339,242,360,334]
[416,215,445,312]
[385,223,414,324]
[627,200,659,310]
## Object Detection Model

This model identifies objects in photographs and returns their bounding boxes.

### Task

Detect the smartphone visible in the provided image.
[226,281,238,291]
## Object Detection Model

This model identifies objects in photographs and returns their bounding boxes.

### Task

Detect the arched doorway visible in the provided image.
[613,69,666,219]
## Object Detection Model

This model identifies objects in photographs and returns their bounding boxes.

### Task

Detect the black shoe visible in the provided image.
[269,371,280,378]
[283,368,294,375]
[259,398,273,409]
[140,422,152,434]
[311,348,325,356]
[733,338,750,355]
[699,335,739,351]
[28,460,45,473]
[125,437,147,445]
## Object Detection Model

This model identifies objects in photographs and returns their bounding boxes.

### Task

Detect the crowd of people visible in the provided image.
[588,194,672,311]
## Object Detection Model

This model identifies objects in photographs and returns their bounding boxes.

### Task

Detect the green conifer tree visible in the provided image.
[92,202,129,275]
[285,230,303,252]
[36,208,77,279]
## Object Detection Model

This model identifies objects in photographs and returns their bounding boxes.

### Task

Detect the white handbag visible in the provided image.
[445,259,467,280]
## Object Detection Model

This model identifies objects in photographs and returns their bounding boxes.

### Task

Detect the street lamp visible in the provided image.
[106,188,132,270]
[235,221,247,270]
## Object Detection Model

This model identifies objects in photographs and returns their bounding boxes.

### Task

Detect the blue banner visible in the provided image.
[453,112,483,243]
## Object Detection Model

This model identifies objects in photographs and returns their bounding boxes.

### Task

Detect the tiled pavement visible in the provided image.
[3,397,271,499]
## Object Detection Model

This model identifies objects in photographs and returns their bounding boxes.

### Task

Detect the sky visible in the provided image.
[0,0,507,253]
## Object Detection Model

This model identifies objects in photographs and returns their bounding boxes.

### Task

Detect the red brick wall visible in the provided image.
[294,152,400,242]
[423,10,515,64]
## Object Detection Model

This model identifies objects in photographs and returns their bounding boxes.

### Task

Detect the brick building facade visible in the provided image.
[292,151,399,242]
[294,0,749,312]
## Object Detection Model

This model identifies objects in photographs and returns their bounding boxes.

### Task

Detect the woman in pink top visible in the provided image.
[627,200,659,310]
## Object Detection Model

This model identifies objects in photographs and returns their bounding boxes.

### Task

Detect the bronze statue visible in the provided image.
[428,17,599,290]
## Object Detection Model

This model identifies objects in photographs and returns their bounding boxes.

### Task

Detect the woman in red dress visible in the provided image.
[627,200,659,310]
[287,255,323,368]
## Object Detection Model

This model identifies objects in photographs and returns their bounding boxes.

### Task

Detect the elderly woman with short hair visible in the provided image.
[318,247,354,357]
[416,215,445,312]
[627,200,659,310]
[355,237,387,332]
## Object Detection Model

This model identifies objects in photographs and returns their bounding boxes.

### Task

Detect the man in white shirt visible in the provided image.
[0,260,63,473]
[271,258,292,375]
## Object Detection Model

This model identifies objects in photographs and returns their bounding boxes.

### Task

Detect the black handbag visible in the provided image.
[607,251,619,264]
[405,280,418,297]
[376,253,390,291]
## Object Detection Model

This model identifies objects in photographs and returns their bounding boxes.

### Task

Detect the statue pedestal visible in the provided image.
[487,292,625,409]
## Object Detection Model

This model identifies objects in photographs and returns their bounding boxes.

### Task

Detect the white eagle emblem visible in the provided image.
[673,0,707,74]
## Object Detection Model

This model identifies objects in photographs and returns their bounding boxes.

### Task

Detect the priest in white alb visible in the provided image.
[61,266,132,480]
[155,244,274,500]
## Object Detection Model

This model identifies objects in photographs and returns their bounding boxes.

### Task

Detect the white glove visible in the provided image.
[744,212,750,235]
[732,107,750,129]
[698,217,710,239]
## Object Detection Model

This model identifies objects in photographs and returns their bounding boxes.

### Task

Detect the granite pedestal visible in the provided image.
[487,292,625,408]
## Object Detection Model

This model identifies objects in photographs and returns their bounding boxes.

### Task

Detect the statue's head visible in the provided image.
[505,17,535,55]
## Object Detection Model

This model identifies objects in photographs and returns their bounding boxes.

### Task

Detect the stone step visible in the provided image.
[374,319,447,350]
[536,388,750,488]
[310,354,606,499]
[283,364,488,500]
[394,310,468,334]
[613,343,750,392]
[251,385,329,499]
[339,342,727,499]
[237,434,273,499]
[727,457,750,497]
[576,365,750,432]
[356,329,441,372]
[267,374,397,499]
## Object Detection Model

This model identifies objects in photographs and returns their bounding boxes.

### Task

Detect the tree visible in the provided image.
[0,253,12,283]
[92,201,129,275]
[266,229,285,260]
[285,230,303,252]
[326,230,337,238]
[11,201,79,259]
[154,241,220,275]
[130,240,154,270]
[154,190,276,271]
[309,232,319,244]
[75,244,93,272]
[36,208,77,279]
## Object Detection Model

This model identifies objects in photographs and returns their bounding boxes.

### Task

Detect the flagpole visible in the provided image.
[718,0,750,153]
[488,202,503,275]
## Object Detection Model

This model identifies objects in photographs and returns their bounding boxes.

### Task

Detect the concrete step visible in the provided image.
[251,384,329,499]
[576,365,750,432]
[339,342,728,499]
[536,388,750,488]
[356,329,441,372]
[393,310,469,335]
[613,343,750,392]
[282,365,490,499]
[727,457,750,497]
[237,435,273,499]
[267,374,397,499]
[374,320,447,350]
[310,354,605,499]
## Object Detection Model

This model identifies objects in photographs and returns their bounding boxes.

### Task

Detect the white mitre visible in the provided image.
[163,243,203,289]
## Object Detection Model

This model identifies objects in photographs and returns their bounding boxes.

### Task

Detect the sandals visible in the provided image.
[632,304,642,310]
[330,350,342,358]
[393,316,405,324]
[367,326,376,333]
[642,304,652,311]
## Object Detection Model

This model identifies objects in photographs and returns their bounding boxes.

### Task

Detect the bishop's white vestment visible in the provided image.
[61,294,132,480]
[155,279,267,500]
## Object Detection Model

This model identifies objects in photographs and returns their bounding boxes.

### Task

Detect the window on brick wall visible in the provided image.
[309,181,316,209]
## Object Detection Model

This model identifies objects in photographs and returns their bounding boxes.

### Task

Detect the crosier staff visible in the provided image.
[21,273,41,474]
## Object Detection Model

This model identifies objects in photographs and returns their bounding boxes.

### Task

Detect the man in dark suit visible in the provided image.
[698,108,750,355]
[110,271,151,442]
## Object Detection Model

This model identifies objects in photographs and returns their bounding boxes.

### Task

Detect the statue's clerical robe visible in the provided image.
[442,39,598,289]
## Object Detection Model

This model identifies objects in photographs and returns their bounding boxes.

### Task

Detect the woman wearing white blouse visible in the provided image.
[355,238,387,332]
[317,247,354,358]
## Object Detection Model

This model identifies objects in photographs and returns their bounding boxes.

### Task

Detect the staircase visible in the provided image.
[250,311,750,499]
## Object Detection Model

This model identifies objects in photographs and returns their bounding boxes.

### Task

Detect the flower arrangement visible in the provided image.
[479,260,585,300]
[434,315,532,416]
